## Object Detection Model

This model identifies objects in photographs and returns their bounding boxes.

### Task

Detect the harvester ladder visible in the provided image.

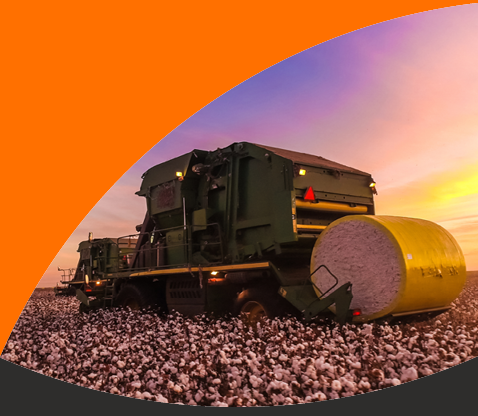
[103,280,115,308]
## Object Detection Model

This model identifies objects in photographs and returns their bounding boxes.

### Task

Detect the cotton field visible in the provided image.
[2,274,478,406]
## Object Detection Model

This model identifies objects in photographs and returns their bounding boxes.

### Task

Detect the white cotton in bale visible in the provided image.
[310,215,467,322]
[310,218,400,318]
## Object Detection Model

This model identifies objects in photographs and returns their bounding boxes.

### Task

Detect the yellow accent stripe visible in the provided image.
[297,224,328,231]
[296,199,368,213]
[292,205,297,233]
[390,306,450,317]
[129,262,271,277]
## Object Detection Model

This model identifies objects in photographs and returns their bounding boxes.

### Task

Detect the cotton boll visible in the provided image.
[278,354,288,362]
[212,401,228,407]
[361,325,373,337]
[444,353,461,367]
[314,392,328,401]
[250,375,263,388]
[340,377,357,393]
[347,360,361,370]
[329,390,340,400]
[400,367,418,383]
[384,344,395,353]
[178,373,189,386]
[195,391,204,403]
[358,379,371,391]
[370,368,385,381]
[419,366,434,377]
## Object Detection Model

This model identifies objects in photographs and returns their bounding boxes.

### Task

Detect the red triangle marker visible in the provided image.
[304,187,315,201]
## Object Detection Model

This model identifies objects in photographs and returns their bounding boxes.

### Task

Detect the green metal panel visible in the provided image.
[136,150,208,228]
[293,168,374,202]
[222,143,298,262]
[165,228,187,265]
[279,282,353,324]
[134,142,376,270]
[136,153,196,197]
[192,209,208,232]
[76,289,90,306]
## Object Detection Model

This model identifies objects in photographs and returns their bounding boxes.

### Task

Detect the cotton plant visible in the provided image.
[2,282,478,406]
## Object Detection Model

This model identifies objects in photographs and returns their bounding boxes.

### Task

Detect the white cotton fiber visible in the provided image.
[311,219,402,317]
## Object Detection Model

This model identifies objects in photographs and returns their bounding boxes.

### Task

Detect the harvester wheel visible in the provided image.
[115,283,155,311]
[79,303,92,314]
[235,286,301,325]
[240,300,269,326]
[235,287,285,326]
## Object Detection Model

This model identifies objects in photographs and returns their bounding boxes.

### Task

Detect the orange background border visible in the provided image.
[1,1,467,350]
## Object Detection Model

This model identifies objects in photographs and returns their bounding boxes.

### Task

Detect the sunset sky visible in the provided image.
[40,5,478,287]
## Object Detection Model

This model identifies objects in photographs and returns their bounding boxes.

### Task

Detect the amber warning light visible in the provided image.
[369,179,378,195]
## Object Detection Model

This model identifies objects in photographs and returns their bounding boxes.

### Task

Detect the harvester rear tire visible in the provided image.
[115,283,156,311]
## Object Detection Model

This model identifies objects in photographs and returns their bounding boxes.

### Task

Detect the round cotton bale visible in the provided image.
[310,215,467,322]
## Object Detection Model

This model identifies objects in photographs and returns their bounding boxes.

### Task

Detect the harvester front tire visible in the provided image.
[235,288,282,325]
[79,303,92,314]
[240,300,270,326]
[235,287,301,325]
[115,283,155,311]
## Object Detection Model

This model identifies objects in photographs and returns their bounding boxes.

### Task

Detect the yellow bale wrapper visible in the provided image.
[310,215,467,322]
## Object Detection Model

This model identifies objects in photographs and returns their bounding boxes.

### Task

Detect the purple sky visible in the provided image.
[40,5,478,287]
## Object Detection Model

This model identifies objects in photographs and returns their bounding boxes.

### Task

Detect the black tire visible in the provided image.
[115,283,156,311]
[79,303,92,314]
[236,285,303,325]
[235,288,293,326]
[239,299,271,326]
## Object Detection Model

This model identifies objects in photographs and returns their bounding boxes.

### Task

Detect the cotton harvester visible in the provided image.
[60,142,466,323]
